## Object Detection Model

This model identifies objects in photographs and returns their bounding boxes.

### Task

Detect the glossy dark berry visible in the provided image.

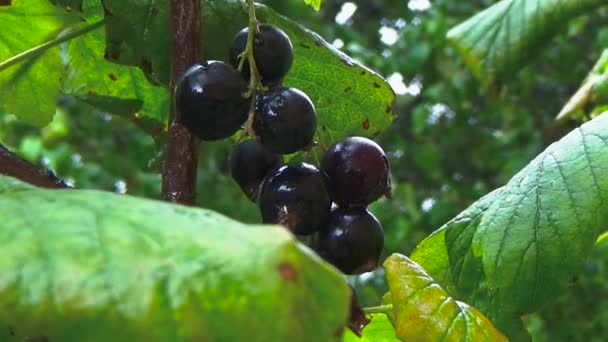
[229,140,283,201]
[315,207,384,275]
[321,136,391,206]
[230,24,294,85]
[175,61,249,141]
[254,87,316,154]
[259,163,331,235]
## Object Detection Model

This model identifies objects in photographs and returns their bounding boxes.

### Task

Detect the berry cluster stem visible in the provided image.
[238,0,266,138]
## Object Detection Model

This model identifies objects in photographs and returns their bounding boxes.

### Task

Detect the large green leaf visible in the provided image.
[448,0,606,87]
[0,175,350,341]
[0,0,78,126]
[64,23,170,128]
[384,254,507,342]
[411,112,608,338]
[0,0,168,128]
[102,0,395,145]
[50,0,101,17]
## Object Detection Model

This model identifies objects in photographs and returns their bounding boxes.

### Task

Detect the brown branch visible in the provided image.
[161,0,202,205]
[0,143,68,189]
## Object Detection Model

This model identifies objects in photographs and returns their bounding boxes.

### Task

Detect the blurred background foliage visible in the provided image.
[1,0,607,340]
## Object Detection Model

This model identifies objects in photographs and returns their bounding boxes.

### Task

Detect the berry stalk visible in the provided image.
[162,0,202,204]
[238,0,266,138]
[363,304,394,315]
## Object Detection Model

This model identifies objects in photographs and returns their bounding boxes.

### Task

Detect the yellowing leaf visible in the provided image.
[384,254,508,342]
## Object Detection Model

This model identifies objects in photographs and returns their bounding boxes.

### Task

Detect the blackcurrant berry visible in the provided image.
[254,87,316,154]
[259,163,331,235]
[315,207,384,275]
[230,24,294,85]
[229,140,283,201]
[321,136,391,207]
[175,61,249,141]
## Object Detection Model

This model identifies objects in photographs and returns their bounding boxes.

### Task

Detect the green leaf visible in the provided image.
[0,0,169,128]
[49,0,102,17]
[384,254,508,342]
[0,0,77,126]
[63,26,170,127]
[448,0,606,88]
[49,0,82,12]
[557,49,608,120]
[0,175,350,341]
[342,314,399,342]
[103,0,395,145]
[303,0,322,11]
[411,112,608,338]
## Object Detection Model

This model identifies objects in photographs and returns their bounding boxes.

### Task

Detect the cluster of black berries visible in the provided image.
[175,23,314,153]
[174,23,391,275]
[231,136,391,275]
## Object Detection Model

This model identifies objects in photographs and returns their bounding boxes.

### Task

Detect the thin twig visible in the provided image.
[161,0,202,204]
[0,143,68,188]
